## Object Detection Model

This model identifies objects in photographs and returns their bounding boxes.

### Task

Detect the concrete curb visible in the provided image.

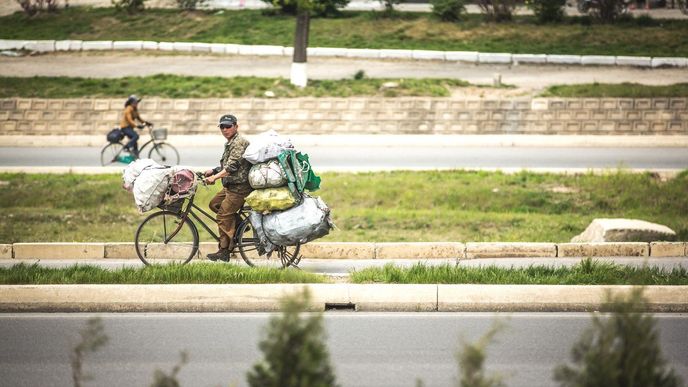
[2,39,687,68]
[1,284,686,312]
[4,242,687,260]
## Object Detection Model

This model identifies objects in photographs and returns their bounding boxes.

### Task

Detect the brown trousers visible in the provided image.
[209,187,250,249]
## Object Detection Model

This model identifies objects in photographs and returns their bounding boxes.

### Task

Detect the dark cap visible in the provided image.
[125,95,142,106]
[218,114,238,127]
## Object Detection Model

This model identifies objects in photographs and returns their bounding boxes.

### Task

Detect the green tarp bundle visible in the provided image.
[277,150,321,196]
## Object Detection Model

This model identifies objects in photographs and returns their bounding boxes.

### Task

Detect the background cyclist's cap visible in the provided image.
[218,114,238,126]
[126,95,142,104]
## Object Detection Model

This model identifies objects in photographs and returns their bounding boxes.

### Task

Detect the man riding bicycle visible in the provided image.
[120,95,152,158]
[203,114,254,262]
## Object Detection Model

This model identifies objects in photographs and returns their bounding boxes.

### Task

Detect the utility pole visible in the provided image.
[291,2,310,88]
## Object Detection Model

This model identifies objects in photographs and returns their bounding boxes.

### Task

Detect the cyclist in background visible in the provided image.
[120,95,152,158]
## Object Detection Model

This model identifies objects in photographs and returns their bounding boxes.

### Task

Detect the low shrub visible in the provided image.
[15,0,59,16]
[527,0,566,23]
[476,0,516,21]
[112,0,146,13]
[431,0,467,22]
[175,0,206,10]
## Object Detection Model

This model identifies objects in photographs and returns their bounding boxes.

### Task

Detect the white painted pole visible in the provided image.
[290,62,308,88]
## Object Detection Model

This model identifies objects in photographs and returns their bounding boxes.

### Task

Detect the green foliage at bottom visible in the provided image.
[554,289,683,387]
[247,290,339,387]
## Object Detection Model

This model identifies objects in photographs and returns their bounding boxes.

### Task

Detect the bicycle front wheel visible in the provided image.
[100,143,123,166]
[236,220,301,269]
[148,142,180,165]
[135,210,199,265]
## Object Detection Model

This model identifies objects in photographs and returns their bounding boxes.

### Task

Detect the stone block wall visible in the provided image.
[1,97,687,136]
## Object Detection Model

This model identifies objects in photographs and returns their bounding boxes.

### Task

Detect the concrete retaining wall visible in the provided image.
[2,97,687,136]
[4,242,687,259]
[1,284,686,312]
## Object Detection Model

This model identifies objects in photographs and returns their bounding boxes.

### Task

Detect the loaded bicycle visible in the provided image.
[134,172,301,268]
[101,123,180,166]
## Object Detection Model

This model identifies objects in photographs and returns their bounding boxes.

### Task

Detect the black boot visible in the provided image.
[207,248,230,262]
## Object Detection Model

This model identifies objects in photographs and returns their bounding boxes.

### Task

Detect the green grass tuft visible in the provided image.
[350,260,688,285]
[0,262,326,284]
[542,83,688,98]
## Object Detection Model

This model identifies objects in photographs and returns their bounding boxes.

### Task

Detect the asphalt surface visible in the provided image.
[2,146,687,171]
[2,53,688,90]
[0,312,686,387]
[3,257,687,275]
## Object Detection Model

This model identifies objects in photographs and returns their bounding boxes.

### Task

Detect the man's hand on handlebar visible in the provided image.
[203,169,217,185]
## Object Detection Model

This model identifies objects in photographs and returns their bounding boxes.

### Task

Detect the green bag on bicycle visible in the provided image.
[277,150,321,194]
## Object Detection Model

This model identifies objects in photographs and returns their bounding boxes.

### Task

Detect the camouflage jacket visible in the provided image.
[218,133,253,194]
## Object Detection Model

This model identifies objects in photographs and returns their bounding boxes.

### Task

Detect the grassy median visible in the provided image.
[1,170,687,243]
[0,75,475,98]
[350,260,688,285]
[0,262,326,284]
[1,8,687,57]
[541,83,688,98]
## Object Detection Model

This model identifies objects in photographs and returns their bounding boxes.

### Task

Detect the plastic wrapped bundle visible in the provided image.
[132,167,171,213]
[248,160,287,189]
[243,130,294,164]
[248,211,277,255]
[122,158,159,192]
[261,195,333,246]
[245,187,300,213]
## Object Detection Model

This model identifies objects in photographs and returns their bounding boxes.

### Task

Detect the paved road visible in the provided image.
[2,53,688,90]
[0,312,686,387]
[3,257,687,275]
[2,146,687,171]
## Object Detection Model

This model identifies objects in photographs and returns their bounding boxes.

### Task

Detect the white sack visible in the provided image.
[132,167,171,212]
[249,160,287,189]
[261,195,333,246]
[243,130,294,164]
[122,158,159,191]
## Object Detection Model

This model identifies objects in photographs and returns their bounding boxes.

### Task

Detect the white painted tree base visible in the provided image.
[290,62,308,88]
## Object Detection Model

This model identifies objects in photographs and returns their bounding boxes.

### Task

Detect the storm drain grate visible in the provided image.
[324,303,356,312]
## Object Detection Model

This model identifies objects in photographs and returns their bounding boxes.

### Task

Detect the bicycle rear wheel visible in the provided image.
[148,142,180,165]
[236,220,301,269]
[100,143,123,166]
[135,210,199,265]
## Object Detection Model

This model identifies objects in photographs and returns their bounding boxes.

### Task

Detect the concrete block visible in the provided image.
[350,284,437,312]
[0,39,24,50]
[345,48,381,59]
[465,242,556,259]
[191,42,211,53]
[0,244,11,259]
[172,42,193,52]
[158,42,174,51]
[616,56,652,67]
[375,242,465,259]
[557,242,649,257]
[581,55,616,66]
[104,243,136,259]
[445,51,478,63]
[300,242,375,259]
[513,54,547,64]
[13,243,105,259]
[24,40,55,52]
[238,45,284,56]
[546,55,581,65]
[209,43,226,54]
[221,44,240,55]
[113,41,143,50]
[307,47,346,57]
[650,242,687,257]
[478,53,512,64]
[412,50,445,61]
[572,218,676,242]
[141,41,158,50]
[81,41,113,51]
[651,57,688,68]
[55,40,82,51]
[379,49,413,59]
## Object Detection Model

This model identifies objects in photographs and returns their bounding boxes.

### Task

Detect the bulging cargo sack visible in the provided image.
[170,169,195,195]
[106,128,124,143]
[260,195,333,246]
[249,160,287,189]
[132,167,171,213]
[243,130,294,164]
[246,187,300,213]
[122,158,161,192]
[248,211,277,255]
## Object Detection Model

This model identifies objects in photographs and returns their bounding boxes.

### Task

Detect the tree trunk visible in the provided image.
[291,8,310,87]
